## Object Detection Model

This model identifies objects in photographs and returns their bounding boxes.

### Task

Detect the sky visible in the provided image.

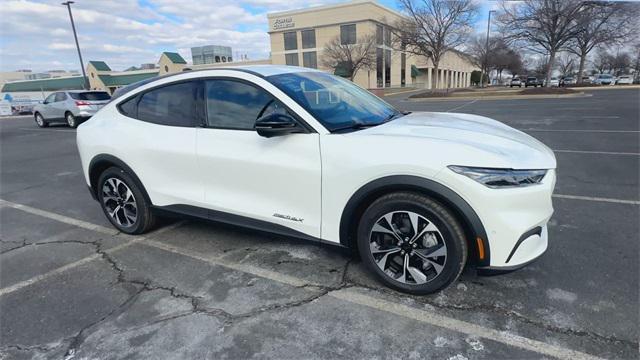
[0,0,495,72]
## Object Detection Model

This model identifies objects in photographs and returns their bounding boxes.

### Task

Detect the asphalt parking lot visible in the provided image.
[1,87,638,359]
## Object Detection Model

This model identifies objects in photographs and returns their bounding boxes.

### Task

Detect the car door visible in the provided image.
[53,92,68,119]
[114,80,201,208]
[196,77,322,239]
[40,93,56,119]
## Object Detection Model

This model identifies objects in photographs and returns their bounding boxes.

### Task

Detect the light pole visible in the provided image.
[62,1,88,90]
[481,10,495,88]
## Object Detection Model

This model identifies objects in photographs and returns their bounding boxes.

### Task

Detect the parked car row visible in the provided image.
[510,74,635,88]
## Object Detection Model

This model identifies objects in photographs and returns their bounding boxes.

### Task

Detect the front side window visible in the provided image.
[284,31,297,50]
[54,92,67,102]
[205,80,286,130]
[267,71,401,132]
[340,24,356,45]
[44,93,55,104]
[301,29,316,49]
[302,51,317,69]
[285,53,299,66]
[136,81,197,127]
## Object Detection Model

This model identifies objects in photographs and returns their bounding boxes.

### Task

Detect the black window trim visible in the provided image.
[116,75,315,134]
[116,79,202,128]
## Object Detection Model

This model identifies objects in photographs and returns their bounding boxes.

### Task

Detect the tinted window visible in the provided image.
[285,53,299,66]
[69,91,111,101]
[301,29,316,49]
[340,24,356,45]
[284,31,297,50]
[205,80,285,130]
[136,82,197,127]
[118,96,138,118]
[54,92,67,102]
[268,71,400,132]
[302,51,317,69]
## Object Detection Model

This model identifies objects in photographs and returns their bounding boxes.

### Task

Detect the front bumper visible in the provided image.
[436,169,556,269]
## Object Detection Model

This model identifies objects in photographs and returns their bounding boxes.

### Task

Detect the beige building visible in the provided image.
[267,0,477,89]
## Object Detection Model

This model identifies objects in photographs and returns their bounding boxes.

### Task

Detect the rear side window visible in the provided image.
[70,92,111,101]
[132,82,198,127]
[205,80,285,130]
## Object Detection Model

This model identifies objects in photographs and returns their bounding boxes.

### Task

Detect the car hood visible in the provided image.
[357,112,556,169]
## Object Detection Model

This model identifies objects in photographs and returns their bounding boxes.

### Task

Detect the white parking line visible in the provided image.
[521,128,639,133]
[332,289,604,360]
[554,149,640,156]
[18,128,75,133]
[553,194,639,205]
[445,99,478,112]
[0,200,610,359]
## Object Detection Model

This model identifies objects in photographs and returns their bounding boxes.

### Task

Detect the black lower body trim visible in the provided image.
[476,248,546,276]
[151,204,349,252]
[87,185,97,201]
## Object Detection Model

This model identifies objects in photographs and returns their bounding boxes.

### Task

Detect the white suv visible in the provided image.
[77,66,556,294]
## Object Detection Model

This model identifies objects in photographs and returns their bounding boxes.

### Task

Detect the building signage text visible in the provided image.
[273,17,295,30]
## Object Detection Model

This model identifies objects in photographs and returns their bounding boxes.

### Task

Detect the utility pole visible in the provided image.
[62,1,89,90]
[481,10,495,88]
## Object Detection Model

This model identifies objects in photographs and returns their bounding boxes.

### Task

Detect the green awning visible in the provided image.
[411,65,420,78]
[98,72,159,87]
[1,76,85,92]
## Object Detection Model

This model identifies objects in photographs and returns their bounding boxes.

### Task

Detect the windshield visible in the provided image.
[70,91,111,101]
[267,71,401,132]
[599,74,613,79]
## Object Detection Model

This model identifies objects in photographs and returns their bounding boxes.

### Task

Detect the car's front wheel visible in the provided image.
[357,192,467,295]
[34,113,48,128]
[97,167,157,234]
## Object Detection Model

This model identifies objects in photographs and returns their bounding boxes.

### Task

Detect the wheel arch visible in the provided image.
[339,175,491,267]
[88,154,152,204]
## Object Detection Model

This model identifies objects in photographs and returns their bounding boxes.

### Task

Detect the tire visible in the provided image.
[357,192,467,295]
[66,112,78,128]
[97,166,157,234]
[34,113,48,128]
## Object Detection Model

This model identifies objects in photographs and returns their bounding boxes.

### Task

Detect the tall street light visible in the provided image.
[482,10,496,88]
[62,1,89,90]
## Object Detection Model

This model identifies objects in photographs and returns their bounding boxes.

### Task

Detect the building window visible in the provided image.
[384,27,391,46]
[284,31,297,50]
[164,65,169,72]
[401,53,406,87]
[285,53,299,66]
[385,49,391,87]
[376,48,383,88]
[340,24,356,45]
[376,25,383,45]
[302,51,317,69]
[301,29,316,49]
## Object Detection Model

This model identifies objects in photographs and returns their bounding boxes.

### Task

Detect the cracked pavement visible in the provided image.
[1,88,638,359]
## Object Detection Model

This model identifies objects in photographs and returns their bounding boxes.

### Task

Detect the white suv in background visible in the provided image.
[77,66,556,294]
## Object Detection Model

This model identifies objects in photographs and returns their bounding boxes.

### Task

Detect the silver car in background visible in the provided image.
[33,90,111,128]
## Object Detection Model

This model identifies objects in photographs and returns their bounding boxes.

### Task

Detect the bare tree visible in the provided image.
[632,43,640,83]
[321,34,376,81]
[568,2,638,83]
[392,0,477,89]
[557,53,576,76]
[592,48,613,74]
[498,0,589,87]
[610,51,631,76]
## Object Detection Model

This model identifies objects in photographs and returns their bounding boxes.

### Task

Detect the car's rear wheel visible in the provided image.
[34,113,48,128]
[357,192,467,294]
[97,167,157,234]
[66,112,78,128]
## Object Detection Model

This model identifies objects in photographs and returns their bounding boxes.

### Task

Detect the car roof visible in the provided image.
[111,65,322,100]
[65,90,109,93]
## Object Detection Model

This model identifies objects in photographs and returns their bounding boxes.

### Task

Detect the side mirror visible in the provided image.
[255,113,299,138]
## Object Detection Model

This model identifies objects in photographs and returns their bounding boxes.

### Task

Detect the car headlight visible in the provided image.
[448,166,547,188]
